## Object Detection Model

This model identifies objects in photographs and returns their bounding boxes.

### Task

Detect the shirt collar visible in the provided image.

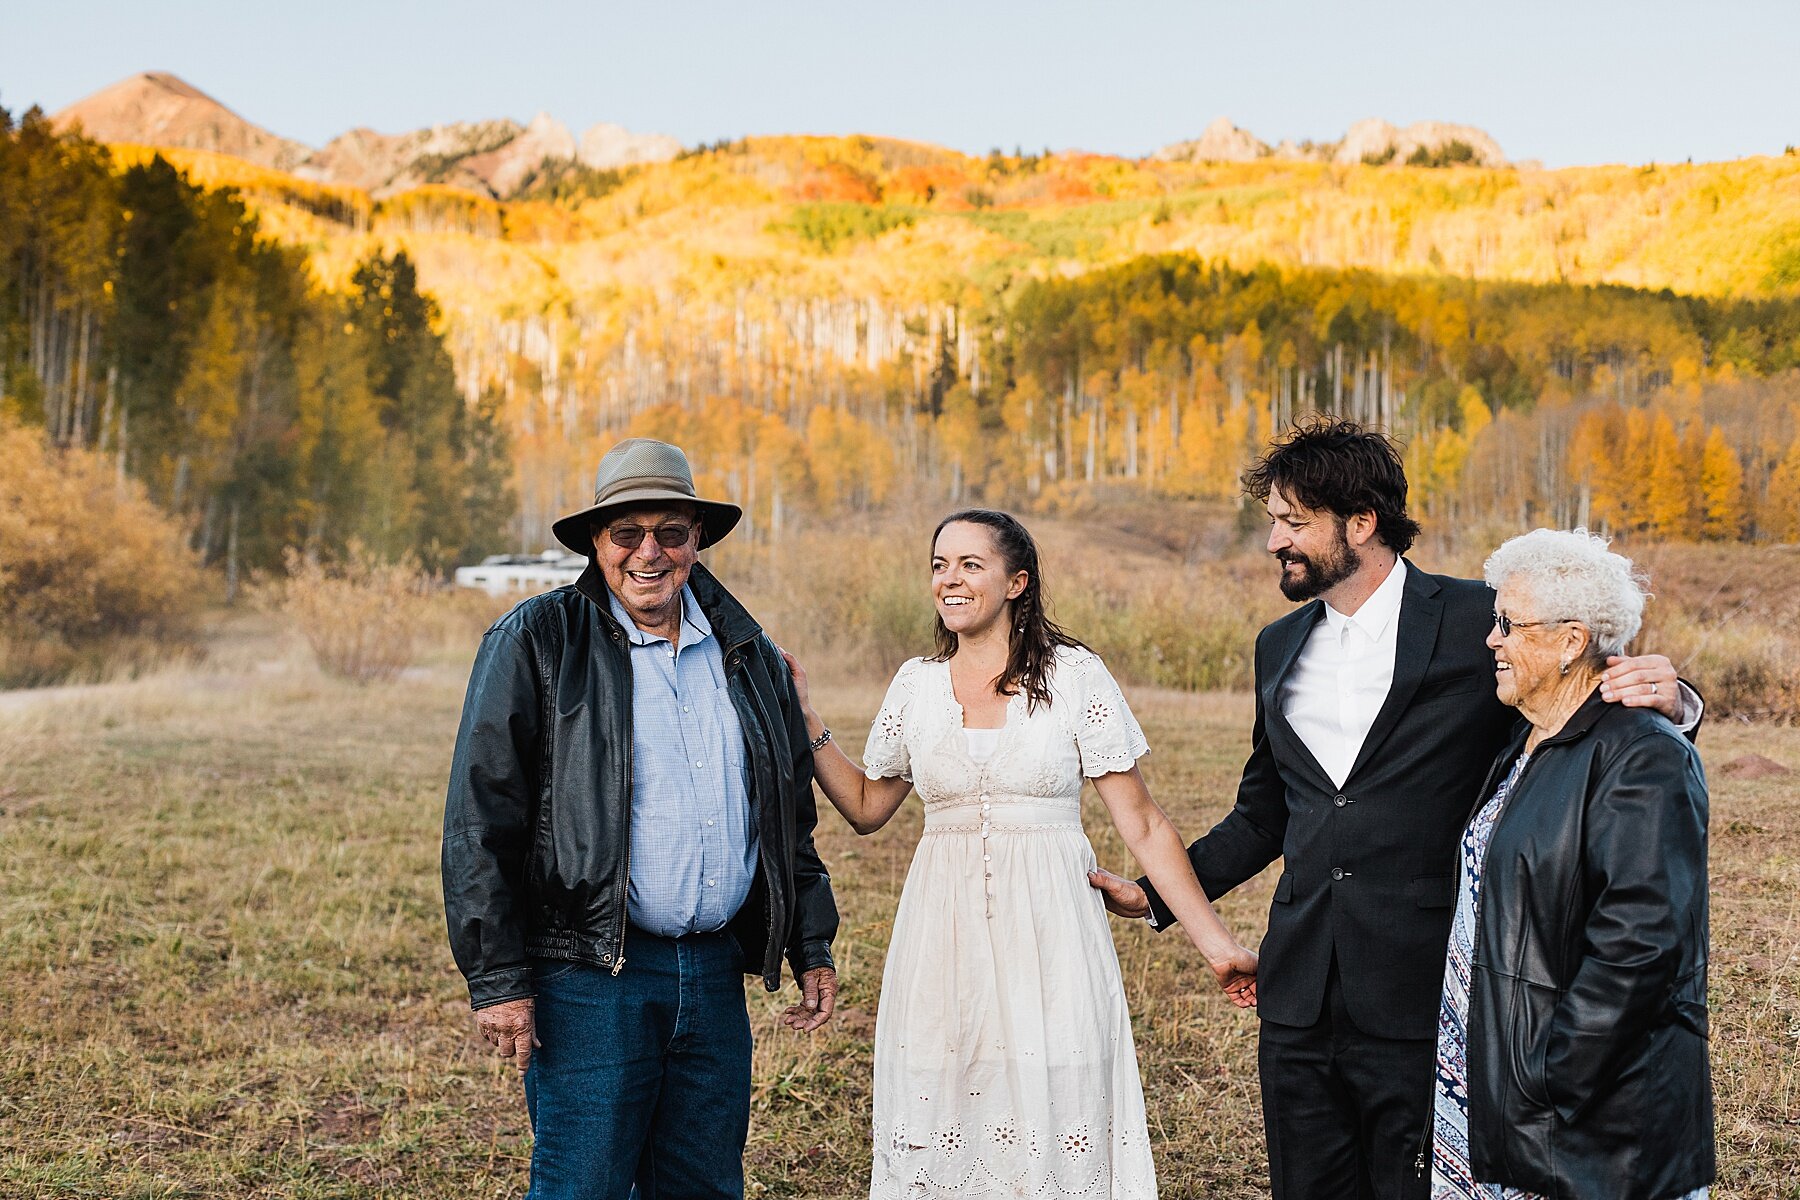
[607,584,712,648]
[1323,556,1407,641]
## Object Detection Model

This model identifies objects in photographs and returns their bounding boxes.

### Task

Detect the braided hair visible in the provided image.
[928,509,1088,712]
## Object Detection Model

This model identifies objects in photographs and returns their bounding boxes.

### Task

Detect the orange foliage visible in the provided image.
[794,162,882,204]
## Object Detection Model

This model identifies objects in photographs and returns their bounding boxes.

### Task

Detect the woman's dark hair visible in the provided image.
[1242,416,1422,554]
[928,509,1087,712]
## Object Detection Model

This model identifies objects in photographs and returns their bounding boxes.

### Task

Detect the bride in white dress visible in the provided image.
[782,510,1259,1199]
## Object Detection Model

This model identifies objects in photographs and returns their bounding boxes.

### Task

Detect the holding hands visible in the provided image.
[1090,868,1259,1009]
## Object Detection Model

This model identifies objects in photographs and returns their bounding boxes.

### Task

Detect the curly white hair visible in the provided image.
[1483,528,1649,662]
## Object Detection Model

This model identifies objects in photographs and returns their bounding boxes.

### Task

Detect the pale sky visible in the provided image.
[3,1,1795,168]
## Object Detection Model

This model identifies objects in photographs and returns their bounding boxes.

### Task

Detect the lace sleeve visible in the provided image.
[1073,652,1150,778]
[862,658,924,782]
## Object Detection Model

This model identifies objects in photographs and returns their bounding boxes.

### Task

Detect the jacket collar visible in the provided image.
[1473,683,1610,817]
[576,559,763,652]
[1529,682,1611,750]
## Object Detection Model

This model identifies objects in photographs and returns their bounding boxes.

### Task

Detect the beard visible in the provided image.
[1276,524,1361,601]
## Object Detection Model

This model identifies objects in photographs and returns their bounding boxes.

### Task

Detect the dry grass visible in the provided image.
[0,617,1795,1198]
[255,548,437,685]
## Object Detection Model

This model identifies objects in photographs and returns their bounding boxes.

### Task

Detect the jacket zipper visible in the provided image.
[611,620,632,976]
[1440,740,1542,1176]
[1416,734,1537,1181]
[731,636,782,985]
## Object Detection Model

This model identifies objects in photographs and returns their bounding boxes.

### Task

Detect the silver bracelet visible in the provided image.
[808,728,832,752]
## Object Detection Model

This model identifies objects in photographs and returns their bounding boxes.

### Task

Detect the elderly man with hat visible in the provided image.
[443,438,840,1200]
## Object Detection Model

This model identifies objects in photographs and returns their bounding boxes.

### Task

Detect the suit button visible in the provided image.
[1331,868,1345,880]
[1333,794,1348,807]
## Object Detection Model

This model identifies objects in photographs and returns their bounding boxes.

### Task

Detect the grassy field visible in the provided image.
[1,619,1796,1199]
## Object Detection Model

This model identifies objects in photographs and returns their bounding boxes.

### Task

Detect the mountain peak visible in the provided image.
[1154,117,1268,163]
[1156,117,1507,167]
[53,70,313,172]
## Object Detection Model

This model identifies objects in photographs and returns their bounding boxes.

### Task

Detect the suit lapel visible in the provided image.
[1346,563,1443,783]
[1260,600,1337,793]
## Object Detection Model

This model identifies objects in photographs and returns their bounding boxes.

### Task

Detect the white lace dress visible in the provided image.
[862,647,1158,1199]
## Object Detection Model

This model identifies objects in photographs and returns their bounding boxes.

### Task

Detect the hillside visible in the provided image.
[52,71,682,199]
[14,88,1800,561]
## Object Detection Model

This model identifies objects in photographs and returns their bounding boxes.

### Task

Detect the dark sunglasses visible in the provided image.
[605,522,695,550]
[1492,610,1567,637]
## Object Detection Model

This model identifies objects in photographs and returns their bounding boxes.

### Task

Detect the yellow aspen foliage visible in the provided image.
[1670,355,1703,397]
[936,383,989,500]
[1458,386,1494,441]
[1216,398,1252,498]
[1617,408,1655,529]
[177,286,249,491]
[1116,367,1160,480]
[1568,407,1631,531]
[1645,413,1699,538]
[805,405,894,513]
[999,375,1050,493]
[1764,436,1800,543]
[1699,425,1744,540]
[1164,395,1216,497]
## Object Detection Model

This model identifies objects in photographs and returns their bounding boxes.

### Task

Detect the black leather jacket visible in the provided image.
[1459,689,1712,1200]
[441,561,838,1010]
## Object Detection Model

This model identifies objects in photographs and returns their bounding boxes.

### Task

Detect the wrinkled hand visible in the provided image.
[1087,868,1151,920]
[1210,944,1259,1009]
[475,997,540,1072]
[777,647,814,712]
[1599,654,1680,719]
[782,966,837,1032]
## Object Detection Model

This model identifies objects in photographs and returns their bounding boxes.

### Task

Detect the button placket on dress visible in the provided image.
[966,687,1020,921]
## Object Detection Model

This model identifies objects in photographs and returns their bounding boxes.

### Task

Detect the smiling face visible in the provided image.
[931,521,1028,642]
[1265,485,1362,602]
[593,504,701,632]
[1486,578,1587,710]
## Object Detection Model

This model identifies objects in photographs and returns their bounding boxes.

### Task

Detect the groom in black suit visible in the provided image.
[1091,418,1696,1200]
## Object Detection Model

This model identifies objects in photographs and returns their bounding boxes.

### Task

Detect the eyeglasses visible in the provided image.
[1492,611,1570,637]
[605,522,695,550]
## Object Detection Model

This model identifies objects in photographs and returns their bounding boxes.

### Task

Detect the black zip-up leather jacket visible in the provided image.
[1458,689,1712,1200]
[441,560,838,1010]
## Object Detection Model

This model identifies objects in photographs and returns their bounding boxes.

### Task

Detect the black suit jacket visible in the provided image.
[1145,564,1513,1038]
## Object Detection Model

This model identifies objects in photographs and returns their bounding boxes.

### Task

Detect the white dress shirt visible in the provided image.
[1281,556,1409,789]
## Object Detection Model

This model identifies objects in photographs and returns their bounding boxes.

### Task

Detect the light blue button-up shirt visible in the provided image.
[608,585,756,937]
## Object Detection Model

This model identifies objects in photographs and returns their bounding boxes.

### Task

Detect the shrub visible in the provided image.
[0,418,206,685]
[774,203,916,253]
[262,545,431,683]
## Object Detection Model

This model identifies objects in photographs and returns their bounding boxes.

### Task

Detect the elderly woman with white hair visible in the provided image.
[1429,528,1713,1200]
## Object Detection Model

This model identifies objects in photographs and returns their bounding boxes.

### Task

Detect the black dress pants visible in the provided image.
[1258,957,1434,1200]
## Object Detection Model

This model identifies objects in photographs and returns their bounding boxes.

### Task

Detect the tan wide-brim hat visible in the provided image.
[551,438,743,557]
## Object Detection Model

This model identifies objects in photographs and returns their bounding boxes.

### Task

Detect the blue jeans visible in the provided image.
[524,929,752,1200]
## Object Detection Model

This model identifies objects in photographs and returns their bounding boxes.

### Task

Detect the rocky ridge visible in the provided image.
[1157,117,1507,167]
[52,71,683,198]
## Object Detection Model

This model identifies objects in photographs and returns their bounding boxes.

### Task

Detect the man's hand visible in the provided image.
[1088,868,1152,920]
[782,966,837,1032]
[1210,944,1259,1010]
[475,997,539,1073]
[1599,654,1681,719]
